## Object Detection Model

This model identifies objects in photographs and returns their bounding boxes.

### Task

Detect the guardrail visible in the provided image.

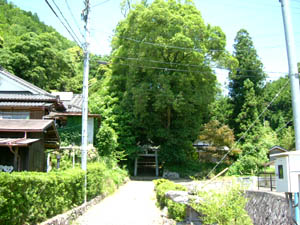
[258,172,276,191]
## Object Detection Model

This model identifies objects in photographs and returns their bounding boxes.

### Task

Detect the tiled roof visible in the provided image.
[65,94,82,112]
[0,93,57,101]
[0,102,53,107]
[52,92,83,113]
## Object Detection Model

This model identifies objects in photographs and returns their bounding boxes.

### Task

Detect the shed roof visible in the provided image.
[0,119,54,132]
[45,112,101,118]
[0,138,40,147]
[0,119,60,149]
[269,145,288,153]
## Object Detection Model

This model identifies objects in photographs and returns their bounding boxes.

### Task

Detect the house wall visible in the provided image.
[30,110,45,119]
[19,147,29,171]
[58,116,97,146]
[28,133,46,172]
[88,117,94,145]
[0,132,24,138]
[0,109,45,119]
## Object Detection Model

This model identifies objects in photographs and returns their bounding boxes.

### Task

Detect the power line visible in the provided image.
[206,77,291,178]
[113,56,288,76]
[276,119,293,133]
[118,36,223,52]
[91,0,111,8]
[44,0,83,47]
[114,62,286,79]
[65,0,85,39]
[116,35,293,55]
[51,0,83,45]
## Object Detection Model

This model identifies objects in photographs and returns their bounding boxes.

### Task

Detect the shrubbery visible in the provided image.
[154,179,252,224]
[0,160,128,225]
[153,179,187,221]
[193,186,253,225]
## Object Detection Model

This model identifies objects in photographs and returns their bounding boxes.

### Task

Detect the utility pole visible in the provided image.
[279,0,300,223]
[82,0,90,204]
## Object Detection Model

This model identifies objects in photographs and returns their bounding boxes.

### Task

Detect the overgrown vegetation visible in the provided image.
[193,186,253,225]
[0,160,128,225]
[154,179,252,224]
[0,0,296,176]
[154,179,187,221]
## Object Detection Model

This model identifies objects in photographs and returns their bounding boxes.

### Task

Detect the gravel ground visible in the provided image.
[74,180,173,225]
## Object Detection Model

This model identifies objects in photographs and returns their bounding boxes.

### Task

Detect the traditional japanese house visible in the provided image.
[0,67,65,119]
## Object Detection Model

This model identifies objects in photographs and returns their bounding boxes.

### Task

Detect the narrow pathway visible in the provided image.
[75,180,166,225]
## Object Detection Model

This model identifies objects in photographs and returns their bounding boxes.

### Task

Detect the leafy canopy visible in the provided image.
[102,0,234,164]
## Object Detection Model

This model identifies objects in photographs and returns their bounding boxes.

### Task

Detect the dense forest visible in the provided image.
[0,0,104,92]
[0,0,297,176]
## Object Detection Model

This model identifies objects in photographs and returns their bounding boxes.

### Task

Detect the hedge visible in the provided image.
[0,161,128,225]
[153,179,187,221]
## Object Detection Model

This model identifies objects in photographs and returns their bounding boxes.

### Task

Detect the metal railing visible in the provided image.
[258,172,276,191]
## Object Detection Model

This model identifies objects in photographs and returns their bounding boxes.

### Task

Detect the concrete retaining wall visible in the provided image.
[245,191,293,225]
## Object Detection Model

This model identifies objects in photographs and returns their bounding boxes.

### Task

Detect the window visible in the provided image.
[278,165,284,179]
[0,111,30,119]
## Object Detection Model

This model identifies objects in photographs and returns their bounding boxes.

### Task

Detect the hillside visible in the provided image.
[0,0,89,92]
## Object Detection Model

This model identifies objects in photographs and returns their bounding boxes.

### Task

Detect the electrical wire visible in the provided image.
[206,77,291,178]
[116,35,291,55]
[51,0,83,45]
[44,0,83,47]
[276,119,293,133]
[65,0,85,39]
[118,36,223,52]
[91,0,111,8]
[112,56,288,77]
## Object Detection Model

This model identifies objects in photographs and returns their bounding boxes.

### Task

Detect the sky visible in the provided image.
[8,0,300,89]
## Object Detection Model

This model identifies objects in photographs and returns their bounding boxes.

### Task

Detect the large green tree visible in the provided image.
[229,29,266,136]
[98,0,233,164]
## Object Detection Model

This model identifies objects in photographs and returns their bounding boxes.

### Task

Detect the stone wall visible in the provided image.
[40,194,106,225]
[245,191,294,225]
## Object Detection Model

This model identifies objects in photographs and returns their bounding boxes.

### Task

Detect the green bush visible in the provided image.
[228,155,264,176]
[153,179,187,221]
[0,160,128,225]
[165,160,228,178]
[192,186,253,225]
[96,122,118,156]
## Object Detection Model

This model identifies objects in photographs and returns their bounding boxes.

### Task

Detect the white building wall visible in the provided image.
[88,117,94,145]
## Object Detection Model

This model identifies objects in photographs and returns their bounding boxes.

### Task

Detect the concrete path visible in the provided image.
[74,180,166,225]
